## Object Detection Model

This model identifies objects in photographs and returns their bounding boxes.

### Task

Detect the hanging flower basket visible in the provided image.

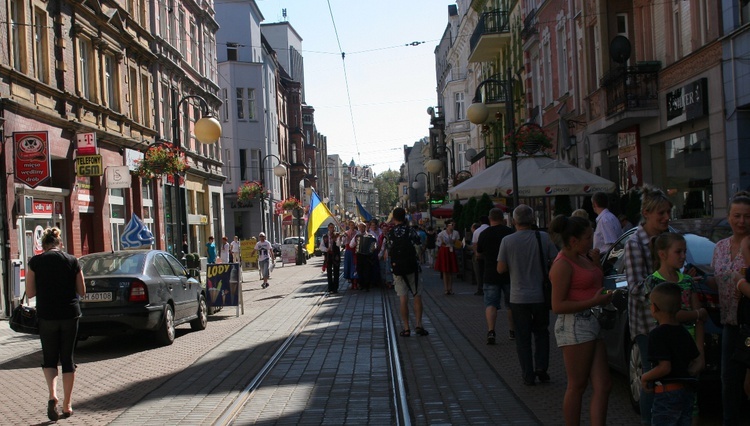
[504,124,553,155]
[135,143,189,179]
[281,196,301,211]
[237,181,263,204]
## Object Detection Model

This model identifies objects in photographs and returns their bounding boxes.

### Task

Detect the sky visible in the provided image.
[256,0,455,175]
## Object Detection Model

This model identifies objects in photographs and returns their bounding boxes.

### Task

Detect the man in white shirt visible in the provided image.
[220,237,230,263]
[230,236,241,263]
[592,192,622,253]
[252,233,273,288]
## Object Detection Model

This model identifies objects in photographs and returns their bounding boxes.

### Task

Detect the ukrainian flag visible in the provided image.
[306,190,335,254]
[355,197,373,222]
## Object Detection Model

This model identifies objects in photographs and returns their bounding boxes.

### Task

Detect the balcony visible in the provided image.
[468,10,511,63]
[600,62,660,117]
[475,74,510,120]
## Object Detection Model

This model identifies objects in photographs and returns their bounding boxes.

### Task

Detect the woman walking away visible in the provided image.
[549,215,613,426]
[624,185,672,425]
[711,191,750,425]
[434,220,460,295]
[26,227,85,421]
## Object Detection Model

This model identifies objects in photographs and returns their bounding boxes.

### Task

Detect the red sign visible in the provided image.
[32,199,53,215]
[76,132,97,155]
[14,131,51,188]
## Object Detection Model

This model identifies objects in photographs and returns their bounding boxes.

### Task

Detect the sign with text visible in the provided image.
[205,263,241,307]
[666,78,708,127]
[14,131,50,188]
[77,155,104,177]
[32,199,53,215]
[76,132,97,155]
[106,166,132,189]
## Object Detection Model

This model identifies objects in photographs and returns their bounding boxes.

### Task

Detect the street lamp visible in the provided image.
[467,72,519,207]
[292,206,305,265]
[413,171,433,228]
[260,154,288,239]
[171,89,222,259]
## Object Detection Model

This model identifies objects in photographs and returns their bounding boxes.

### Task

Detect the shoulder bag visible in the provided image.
[534,231,552,310]
[10,292,39,335]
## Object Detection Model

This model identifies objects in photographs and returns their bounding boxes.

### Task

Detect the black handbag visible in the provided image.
[733,296,750,368]
[535,231,552,310]
[591,304,617,330]
[10,292,39,335]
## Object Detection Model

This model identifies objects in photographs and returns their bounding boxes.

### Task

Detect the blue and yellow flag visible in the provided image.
[355,197,373,222]
[306,190,335,254]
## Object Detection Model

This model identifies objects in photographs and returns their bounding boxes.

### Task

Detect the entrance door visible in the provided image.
[80,213,94,255]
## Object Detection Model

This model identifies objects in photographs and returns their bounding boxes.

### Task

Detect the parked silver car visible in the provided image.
[78,250,208,345]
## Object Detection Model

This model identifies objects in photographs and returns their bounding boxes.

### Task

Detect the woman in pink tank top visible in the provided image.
[549,215,614,426]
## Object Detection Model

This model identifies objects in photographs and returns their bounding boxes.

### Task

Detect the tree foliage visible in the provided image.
[460,197,478,235]
[553,195,573,217]
[475,194,494,221]
[373,170,401,215]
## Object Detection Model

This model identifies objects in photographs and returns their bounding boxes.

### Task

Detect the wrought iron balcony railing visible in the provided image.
[469,10,511,54]
[600,62,661,116]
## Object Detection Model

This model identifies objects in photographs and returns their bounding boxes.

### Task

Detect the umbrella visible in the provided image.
[430,200,508,219]
[448,155,616,199]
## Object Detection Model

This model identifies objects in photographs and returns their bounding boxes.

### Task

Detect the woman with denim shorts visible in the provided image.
[549,215,613,426]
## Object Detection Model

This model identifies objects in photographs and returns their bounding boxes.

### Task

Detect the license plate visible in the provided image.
[82,292,113,302]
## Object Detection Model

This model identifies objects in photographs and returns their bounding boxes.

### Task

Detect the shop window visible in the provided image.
[109,188,126,251]
[141,180,154,236]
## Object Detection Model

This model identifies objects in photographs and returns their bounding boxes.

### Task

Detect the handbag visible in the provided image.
[733,295,750,368]
[534,231,552,310]
[10,292,39,335]
[591,304,617,330]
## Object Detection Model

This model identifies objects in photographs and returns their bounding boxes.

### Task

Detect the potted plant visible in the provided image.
[281,196,301,211]
[505,123,553,154]
[237,181,263,204]
[135,143,189,179]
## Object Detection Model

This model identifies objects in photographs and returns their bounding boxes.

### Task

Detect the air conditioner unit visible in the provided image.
[17,195,33,215]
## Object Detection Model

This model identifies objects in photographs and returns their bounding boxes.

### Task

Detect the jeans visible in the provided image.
[721,325,745,426]
[509,302,549,383]
[327,259,340,292]
[473,257,484,293]
[651,388,695,426]
[635,334,654,425]
[39,317,79,373]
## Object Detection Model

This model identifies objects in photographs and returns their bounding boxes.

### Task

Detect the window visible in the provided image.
[129,67,139,121]
[250,149,260,181]
[178,10,186,56]
[227,43,237,61]
[189,21,197,69]
[543,38,553,105]
[222,88,229,121]
[743,0,750,25]
[141,74,150,127]
[224,149,232,183]
[247,89,255,120]
[236,88,245,119]
[161,83,171,138]
[33,8,48,83]
[11,0,27,73]
[142,180,154,236]
[158,1,167,38]
[105,54,120,112]
[79,38,93,99]
[556,24,568,96]
[239,149,247,181]
[109,188,126,252]
[454,92,464,121]
[673,7,683,60]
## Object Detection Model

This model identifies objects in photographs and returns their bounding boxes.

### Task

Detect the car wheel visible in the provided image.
[628,340,642,413]
[155,304,176,346]
[190,295,208,331]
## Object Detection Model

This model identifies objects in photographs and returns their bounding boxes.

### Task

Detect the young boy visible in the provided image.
[641,282,702,425]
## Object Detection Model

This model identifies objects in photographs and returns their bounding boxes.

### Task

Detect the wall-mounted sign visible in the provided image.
[14,131,51,188]
[77,155,104,177]
[32,199,53,215]
[106,166,132,189]
[666,78,708,127]
[76,132,97,155]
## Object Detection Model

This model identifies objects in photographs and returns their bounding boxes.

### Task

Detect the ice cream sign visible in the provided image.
[14,131,51,189]
[120,214,155,249]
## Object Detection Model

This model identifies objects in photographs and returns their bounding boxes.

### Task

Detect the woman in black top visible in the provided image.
[26,227,85,421]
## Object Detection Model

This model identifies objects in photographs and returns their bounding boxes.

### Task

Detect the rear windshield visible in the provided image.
[80,252,146,276]
[684,234,716,267]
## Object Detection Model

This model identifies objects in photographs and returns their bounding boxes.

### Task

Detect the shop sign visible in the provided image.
[32,199,53,215]
[14,131,51,189]
[666,78,708,127]
[617,129,642,191]
[77,155,104,177]
[76,132,97,155]
[106,166,132,189]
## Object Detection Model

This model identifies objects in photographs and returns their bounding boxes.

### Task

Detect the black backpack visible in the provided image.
[389,226,418,276]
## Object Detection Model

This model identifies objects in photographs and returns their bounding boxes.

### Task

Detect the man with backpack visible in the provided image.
[387,207,429,337]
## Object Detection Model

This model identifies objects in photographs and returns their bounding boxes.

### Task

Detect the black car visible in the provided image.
[78,250,208,345]
[600,227,721,412]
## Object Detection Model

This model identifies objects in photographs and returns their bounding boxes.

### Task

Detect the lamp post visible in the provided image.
[467,72,517,208]
[260,154,288,240]
[413,171,433,228]
[171,89,222,259]
[292,206,305,265]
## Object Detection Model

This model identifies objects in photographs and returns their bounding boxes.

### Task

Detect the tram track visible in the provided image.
[213,287,411,425]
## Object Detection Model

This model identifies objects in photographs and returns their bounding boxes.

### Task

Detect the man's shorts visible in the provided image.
[483,282,510,309]
[394,273,421,297]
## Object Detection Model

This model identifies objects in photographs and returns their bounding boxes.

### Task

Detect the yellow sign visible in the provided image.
[77,155,104,177]
[240,240,258,263]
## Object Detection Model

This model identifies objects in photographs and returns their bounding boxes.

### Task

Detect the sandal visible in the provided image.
[415,327,429,336]
[47,399,59,422]
[399,329,411,337]
[444,291,454,296]
[62,409,73,419]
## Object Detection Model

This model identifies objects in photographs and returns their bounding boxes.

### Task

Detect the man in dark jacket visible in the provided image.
[476,208,513,344]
